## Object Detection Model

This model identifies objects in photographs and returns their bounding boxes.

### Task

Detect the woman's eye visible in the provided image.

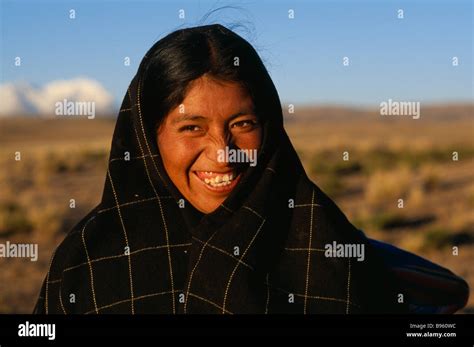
[231,120,257,129]
[180,125,201,132]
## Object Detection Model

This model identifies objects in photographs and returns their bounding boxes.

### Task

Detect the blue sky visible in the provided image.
[1,0,472,108]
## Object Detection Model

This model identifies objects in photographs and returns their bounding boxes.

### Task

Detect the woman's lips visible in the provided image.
[193,170,241,193]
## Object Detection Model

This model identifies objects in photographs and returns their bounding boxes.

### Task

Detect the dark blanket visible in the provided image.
[34,37,407,315]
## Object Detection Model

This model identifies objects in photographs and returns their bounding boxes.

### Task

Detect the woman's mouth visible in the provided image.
[193,170,241,193]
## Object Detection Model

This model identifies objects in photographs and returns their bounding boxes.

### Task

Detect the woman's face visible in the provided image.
[157,76,262,213]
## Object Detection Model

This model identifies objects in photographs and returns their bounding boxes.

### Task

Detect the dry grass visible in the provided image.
[365,166,413,208]
[286,106,474,312]
[0,119,113,313]
[1,106,473,313]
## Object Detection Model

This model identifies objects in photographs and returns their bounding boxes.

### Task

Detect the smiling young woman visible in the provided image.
[34,24,468,314]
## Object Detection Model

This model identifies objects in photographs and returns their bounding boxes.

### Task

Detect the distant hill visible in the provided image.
[282,104,473,123]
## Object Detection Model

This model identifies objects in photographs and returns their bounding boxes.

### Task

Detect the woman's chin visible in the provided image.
[194,201,224,214]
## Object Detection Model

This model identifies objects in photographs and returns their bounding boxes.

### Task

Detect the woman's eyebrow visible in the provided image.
[228,111,256,122]
[172,111,255,124]
[171,114,206,124]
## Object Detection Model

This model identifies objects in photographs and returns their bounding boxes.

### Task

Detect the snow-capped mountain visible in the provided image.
[0,78,114,117]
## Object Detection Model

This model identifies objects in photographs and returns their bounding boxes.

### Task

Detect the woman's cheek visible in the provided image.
[172,137,202,166]
[235,129,262,150]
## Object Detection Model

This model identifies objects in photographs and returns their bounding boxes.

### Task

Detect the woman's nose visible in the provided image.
[205,129,234,164]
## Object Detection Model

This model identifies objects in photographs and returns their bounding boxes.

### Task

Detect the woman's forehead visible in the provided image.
[168,77,255,118]
[184,75,251,100]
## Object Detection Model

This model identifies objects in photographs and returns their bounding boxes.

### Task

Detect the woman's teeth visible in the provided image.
[203,173,235,187]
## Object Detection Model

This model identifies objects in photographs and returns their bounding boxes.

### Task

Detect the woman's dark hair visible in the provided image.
[142,24,282,132]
